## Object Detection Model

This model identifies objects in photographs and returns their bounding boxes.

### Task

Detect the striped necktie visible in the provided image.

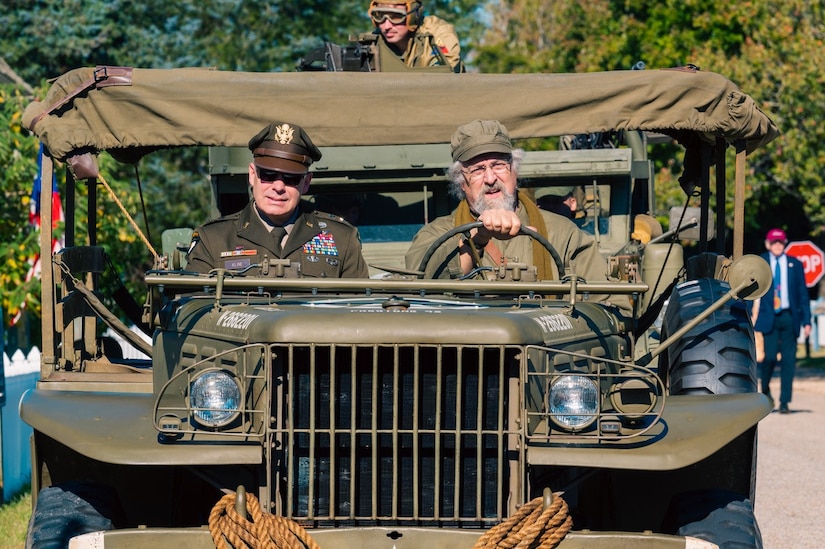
[773,259,782,312]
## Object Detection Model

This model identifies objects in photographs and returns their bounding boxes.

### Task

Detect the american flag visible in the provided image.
[10,144,65,326]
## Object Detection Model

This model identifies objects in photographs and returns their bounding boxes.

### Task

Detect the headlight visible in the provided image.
[549,375,599,431]
[190,370,243,428]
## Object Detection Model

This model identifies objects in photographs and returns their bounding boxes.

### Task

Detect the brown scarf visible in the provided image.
[454,190,555,280]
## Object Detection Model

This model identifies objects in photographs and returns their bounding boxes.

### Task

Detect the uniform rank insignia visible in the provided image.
[187,231,200,255]
[303,233,338,256]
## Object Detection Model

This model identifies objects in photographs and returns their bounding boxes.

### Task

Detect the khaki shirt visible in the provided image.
[397,15,464,72]
[405,205,608,283]
[186,201,369,278]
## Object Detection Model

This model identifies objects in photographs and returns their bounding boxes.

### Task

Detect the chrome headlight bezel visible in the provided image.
[548,374,600,431]
[189,369,244,429]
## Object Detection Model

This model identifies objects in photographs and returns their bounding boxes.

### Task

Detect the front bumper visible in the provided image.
[70,527,718,549]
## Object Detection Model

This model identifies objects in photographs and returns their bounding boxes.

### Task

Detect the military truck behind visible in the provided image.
[20,65,777,548]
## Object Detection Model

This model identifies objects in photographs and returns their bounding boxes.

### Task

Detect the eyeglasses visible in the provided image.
[461,160,512,184]
[256,167,305,186]
[370,8,411,25]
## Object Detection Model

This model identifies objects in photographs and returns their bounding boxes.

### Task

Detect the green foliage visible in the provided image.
[0,0,486,80]
[731,1,825,242]
[474,0,825,254]
[0,0,485,334]
[0,83,53,325]
[61,149,213,318]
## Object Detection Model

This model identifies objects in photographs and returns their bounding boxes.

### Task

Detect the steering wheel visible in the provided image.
[415,221,566,279]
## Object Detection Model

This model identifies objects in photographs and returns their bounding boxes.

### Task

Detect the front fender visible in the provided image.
[527,393,771,470]
[19,389,262,465]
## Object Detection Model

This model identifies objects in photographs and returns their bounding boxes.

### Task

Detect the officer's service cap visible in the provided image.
[451,119,513,163]
[249,122,322,174]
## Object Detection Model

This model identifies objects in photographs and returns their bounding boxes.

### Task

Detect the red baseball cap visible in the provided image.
[765,228,787,243]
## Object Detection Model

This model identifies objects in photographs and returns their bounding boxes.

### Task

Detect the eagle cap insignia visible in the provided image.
[274,124,295,145]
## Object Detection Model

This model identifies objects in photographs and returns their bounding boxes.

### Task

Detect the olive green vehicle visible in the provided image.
[20,66,779,548]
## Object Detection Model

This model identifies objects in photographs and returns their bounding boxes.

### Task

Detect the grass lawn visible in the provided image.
[0,489,30,549]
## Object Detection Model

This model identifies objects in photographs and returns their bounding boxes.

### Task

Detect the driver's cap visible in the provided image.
[451,120,513,163]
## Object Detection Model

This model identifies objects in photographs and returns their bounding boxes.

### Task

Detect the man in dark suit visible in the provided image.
[752,228,812,413]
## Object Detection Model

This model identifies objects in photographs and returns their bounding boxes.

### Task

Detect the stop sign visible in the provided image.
[785,240,825,288]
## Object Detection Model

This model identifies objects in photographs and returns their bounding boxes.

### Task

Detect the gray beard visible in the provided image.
[471,183,517,214]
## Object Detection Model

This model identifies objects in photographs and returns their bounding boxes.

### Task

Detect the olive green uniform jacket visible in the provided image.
[404,204,608,284]
[186,201,369,278]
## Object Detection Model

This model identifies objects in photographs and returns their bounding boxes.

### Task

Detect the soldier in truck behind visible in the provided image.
[186,121,369,278]
[368,0,465,72]
[405,119,610,285]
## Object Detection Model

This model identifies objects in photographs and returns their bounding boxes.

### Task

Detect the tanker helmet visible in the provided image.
[368,0,423,32]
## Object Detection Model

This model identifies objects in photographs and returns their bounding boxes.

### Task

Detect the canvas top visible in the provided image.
[23,65,779,165]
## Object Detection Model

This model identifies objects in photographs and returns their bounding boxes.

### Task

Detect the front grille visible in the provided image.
[273,344,521,526]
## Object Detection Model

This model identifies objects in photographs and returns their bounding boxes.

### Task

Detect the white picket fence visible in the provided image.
[3,346,40,377]
[102,326,153,359]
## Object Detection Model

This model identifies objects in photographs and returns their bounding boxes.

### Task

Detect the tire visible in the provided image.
[668,490,762,549]
[662,278,757,395]
[26,482,120,549]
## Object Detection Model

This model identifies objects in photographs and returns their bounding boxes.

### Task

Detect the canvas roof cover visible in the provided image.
[23,65,779,164]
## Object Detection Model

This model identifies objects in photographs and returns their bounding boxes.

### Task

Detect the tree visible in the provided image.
[474,0,825,259]
[0,84,49,329]
[0,0,487,336]
[0,0,486,82]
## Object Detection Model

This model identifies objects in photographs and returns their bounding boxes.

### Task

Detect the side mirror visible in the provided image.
[728,254,772,301]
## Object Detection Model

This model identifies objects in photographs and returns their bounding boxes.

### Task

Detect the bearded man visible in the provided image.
[405,120,608,283]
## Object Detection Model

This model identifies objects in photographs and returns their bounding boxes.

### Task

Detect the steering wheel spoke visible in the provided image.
[416,221,565,280]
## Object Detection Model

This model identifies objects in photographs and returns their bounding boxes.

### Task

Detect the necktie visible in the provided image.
[272,226,287,257]
[773,259,782,312]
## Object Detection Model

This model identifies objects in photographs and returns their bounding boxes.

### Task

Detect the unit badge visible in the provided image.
[274,123,295,144]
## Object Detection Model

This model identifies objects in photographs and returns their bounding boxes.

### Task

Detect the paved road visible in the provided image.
[755,365,825,549]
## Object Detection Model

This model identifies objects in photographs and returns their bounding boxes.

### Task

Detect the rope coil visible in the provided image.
[209,491,571,549]
[473,493,572,549]
[208,492,320,549]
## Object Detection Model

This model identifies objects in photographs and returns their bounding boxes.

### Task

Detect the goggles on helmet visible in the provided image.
[370,7,411,25]
[368,1,421,30]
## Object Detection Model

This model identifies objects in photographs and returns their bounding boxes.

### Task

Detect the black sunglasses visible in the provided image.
[256,167,305,186]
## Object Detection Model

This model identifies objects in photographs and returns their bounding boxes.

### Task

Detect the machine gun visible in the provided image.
[297,33,379,72]
[297,32,451,73]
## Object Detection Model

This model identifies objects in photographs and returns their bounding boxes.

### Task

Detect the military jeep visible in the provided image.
[20,65,777,548]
